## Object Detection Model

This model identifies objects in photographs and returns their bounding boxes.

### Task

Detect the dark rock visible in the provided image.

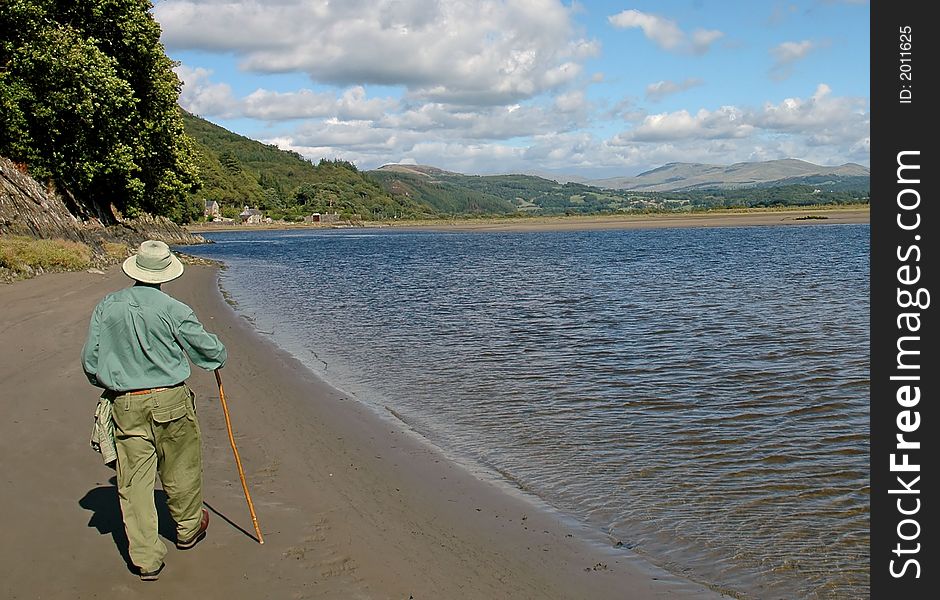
[1,156,208,278]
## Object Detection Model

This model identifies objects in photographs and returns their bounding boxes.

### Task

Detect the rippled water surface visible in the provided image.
[184,224,869,598]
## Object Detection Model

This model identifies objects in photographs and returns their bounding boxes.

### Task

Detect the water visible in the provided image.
[183,223,870,599]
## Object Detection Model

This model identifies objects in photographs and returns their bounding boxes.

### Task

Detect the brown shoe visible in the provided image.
[177,508,209,549]
[139,562,165,581]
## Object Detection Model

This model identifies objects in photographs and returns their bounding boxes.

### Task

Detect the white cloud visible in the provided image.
[608,9,724,55]
[240,90,340,121]
[645,78,704,102]
[755,83,868,144]
[406,141,524,173]
[261,136,372,168]
[241,87,398,121]
[177,58,868,176]
[380,101,584,140]
[272,135,530,175]
[174,65,238,117]
[554,90,588,113]
[849,136,870,157]
[289,119,410,152]
[337,87,400,121]
[772,40,815,63]
[524,132,617,171]
[608,84,868,168]
[769,39,818,80]
[608,10,684,50]
[690,29,724,55]
[174,70,400,123]
[159,1,868,178]
[156,0,597,106]
[601,98,646,122]
[614,106,752,142]
[268,97,869,176]
[178,62,590,143]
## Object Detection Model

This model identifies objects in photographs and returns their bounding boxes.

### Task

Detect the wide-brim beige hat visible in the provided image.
[122,240,184,284]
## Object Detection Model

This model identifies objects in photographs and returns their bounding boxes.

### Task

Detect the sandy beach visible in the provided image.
[0,264,731,599]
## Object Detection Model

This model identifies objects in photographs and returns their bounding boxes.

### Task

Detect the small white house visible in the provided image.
[239,206,264,224]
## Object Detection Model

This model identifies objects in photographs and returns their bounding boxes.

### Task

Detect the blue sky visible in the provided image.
[154,0,869,178]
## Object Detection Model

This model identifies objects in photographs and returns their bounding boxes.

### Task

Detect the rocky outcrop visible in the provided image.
[114,212,209,246]
[1,156,207,252]
[0,158,93,243]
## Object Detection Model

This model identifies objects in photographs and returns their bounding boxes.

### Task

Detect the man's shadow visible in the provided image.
[79,477,176,572]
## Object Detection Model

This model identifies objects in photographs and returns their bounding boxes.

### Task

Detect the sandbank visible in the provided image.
[404,206,869,232]
[189,206,869,235]
[0,265,731,598]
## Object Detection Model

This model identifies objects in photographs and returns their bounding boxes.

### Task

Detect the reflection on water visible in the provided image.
[185,224,869,599]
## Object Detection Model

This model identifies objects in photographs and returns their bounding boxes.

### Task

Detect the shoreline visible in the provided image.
[188,205,869,234]
[1,264,731,598]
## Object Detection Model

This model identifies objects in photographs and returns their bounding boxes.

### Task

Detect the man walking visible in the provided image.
[82,240,227,580]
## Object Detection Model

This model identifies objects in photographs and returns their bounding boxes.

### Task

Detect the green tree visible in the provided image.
[0,0,199,222]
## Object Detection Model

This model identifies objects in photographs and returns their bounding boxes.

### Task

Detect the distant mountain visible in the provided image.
[374,163,460,177]
[369,160,868,215]
[585,159,870,192]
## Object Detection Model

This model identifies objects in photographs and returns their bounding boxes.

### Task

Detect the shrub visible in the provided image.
[0,235,92,275]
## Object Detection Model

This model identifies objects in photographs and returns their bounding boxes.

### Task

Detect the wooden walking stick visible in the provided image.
[215,369,264,544]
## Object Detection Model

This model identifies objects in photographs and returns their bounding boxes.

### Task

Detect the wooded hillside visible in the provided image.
[182,112,432,221]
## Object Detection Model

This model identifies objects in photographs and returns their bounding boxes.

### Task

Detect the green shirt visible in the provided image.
[82,285,227,392]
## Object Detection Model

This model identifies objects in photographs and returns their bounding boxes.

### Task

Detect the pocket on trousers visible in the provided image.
[152,403,189,423]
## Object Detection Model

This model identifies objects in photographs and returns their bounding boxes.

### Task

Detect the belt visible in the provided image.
[125,384,183,396]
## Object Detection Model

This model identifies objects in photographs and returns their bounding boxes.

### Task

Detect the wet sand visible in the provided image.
[0,265,731,598]
[399,207,869,232]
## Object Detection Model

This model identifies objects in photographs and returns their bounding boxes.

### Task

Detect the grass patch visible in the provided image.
[0,235,93,276]
[102,241,130,261]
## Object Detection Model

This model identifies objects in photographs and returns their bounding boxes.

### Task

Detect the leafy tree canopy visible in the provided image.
[0,0,200,222]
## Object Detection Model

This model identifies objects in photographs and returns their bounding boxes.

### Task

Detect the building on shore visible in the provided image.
[204,200,220,219]
[239,206,264,224]
[303,212,339,224]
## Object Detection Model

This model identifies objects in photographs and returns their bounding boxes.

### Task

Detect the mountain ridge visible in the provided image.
[375,158,869,193]
[583,158,869,192]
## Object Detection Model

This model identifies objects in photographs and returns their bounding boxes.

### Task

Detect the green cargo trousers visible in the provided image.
[110,384,204,572]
